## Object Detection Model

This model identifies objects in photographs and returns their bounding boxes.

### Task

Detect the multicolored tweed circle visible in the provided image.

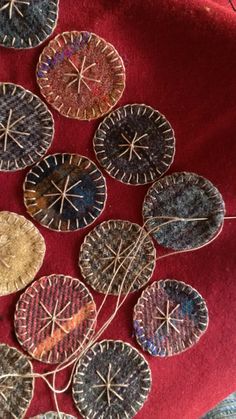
[0,83,54,171]
[0,211,45,296]
[93,104,175,185]
[30,412,77,419]
[143,172,225,250]
[0,0,59,49]
[133,279,209,357]
[36,31,126,120]
[23,153,107,232]
[79,219,156,295]
[0,343,34,418]
[14,274,97,364]
[72,340,152,419]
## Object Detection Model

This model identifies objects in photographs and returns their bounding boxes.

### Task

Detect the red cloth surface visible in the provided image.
[0,0,236,418]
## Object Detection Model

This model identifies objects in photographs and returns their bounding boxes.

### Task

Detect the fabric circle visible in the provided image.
[30,412,77,419]
[143,172,225,250]
[133,279,209,357]
[0,343,34,418]
[0,83,54,172]
[93,104,175,185]
[23,153,107,232]
[79,219,156,295]
[36,31,126,120]
[15,274,97,364]
[0,211,46,296]
[72,340,151,419]
[0,0,59,49]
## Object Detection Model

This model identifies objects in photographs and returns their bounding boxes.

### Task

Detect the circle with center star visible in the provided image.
[14,274,97,364]
[93,104,175,185]
[0,83,54,172]
[79,219,156,295]
[23,153,107,232]
[36,31,126,120]
[0,0,59,49]
[0,211,46,296]
[143,172,225,250]
[30,412,77,419]
[72,340,152,419]
[133,279,209,357]
[0,343,34,418]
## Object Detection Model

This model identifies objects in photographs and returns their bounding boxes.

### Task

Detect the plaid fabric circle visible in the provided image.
[143,172,225,250]
[24,153,107,232]
[93,104,175,185]
[14,274,97,364]
[36,31,126,120]
[0,211,45,296]
[133,279,209,357]
[0,343,34,419]
[79,219,156,295]
[30,413,77,419]
[0,83,54,171]
[72,340,152,419]
[0,0,59,49]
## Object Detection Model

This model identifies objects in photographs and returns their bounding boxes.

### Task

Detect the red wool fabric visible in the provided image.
[0,1,236,418]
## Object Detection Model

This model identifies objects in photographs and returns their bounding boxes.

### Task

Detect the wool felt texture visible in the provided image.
[23,153,106,231]
[0,0,59,49]
[93,104,175,185]
[36,31,126,120]
[30,413,77,419]
[202,392,236,418]
[14,274,97,364]
[143,172,225,250]
[0,211,45,296]
[79,219,156,295]
[0,83,54,171]
[0,0,236,418]
[72,340,151,419]
[133,279,209,357]
[0,343,34,418]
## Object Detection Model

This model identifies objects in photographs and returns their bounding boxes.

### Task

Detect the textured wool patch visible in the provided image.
[23,153,107,232]
[30,412,77,419]
[0,211,45,296]
[202,392,236,418]
[0,83,54,172]
[72,340,152,418]
[133,279,209,357]
[36,31,126,120]
[14,274,97,364]
[0,343,34,418]
[0,0,59,49]
[79,219,156,295]
[93,104,175,185]
[143,172,225,251]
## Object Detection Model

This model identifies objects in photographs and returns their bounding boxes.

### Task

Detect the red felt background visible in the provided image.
[0,0,236,418]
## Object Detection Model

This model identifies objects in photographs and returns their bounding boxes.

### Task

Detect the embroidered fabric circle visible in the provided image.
[93,104,175,185]
[133,279,209,357]
[36,31,126,120]
[72,340,151,419]
[0,343,34,418]
[0,0,59,49]
[79,219,156,295]
[0,83,54,171]
[0,211,46,296]
[143,172,225,250]
[14,274,97,364]
[23,153,107,232]
[30,412,77,419]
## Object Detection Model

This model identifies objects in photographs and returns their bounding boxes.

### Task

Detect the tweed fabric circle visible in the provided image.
[93,104,175,185]
[30,412,77,419]
[0,343,34,418]
[0,0,59,49]
[202,392,236,418]
[36,31,126,120]
[0,83,54,172]
[23,153,107,232]
[133,279,209,357]
[72,340,151,419]
[15,274,97,364]
[143,172,225,250]
[79,220,156,295]
[0,211,45,296]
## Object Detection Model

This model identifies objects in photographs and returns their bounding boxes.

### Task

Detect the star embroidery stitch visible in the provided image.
[153,300,184,335]
[37,300,72,337]
[92,363,128,406]
[0,109,30,152]
[118,132,149,161]
[101,239,136,274]
[65,56,101,94]
[0,0,30,19]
